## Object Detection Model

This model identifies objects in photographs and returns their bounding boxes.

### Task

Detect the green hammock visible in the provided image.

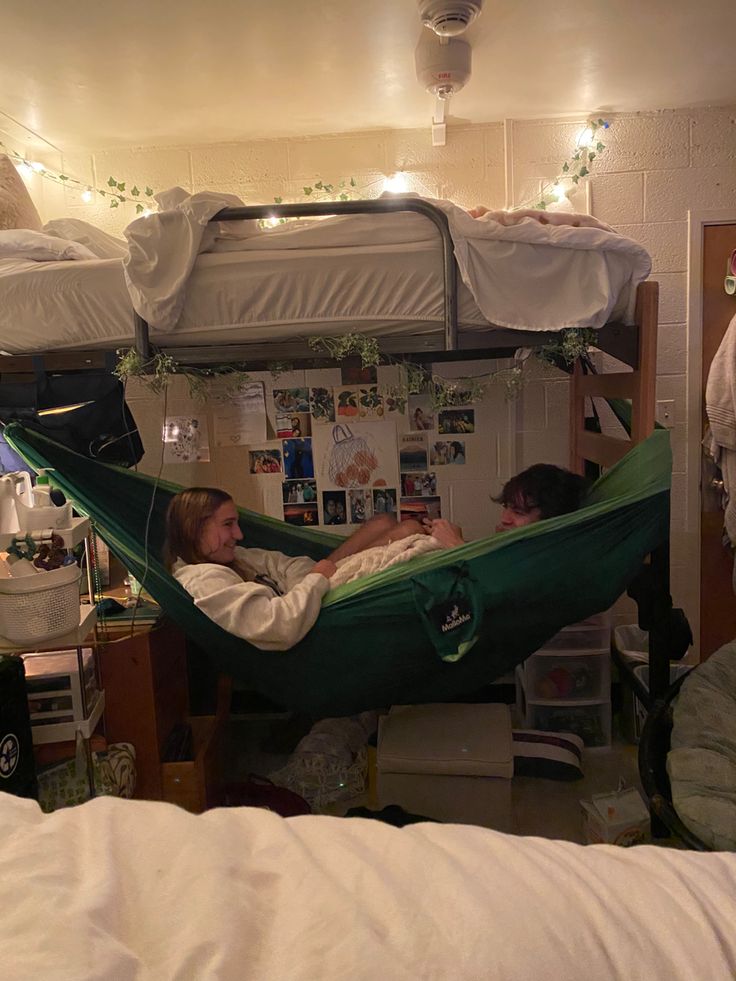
[4,423,671,717]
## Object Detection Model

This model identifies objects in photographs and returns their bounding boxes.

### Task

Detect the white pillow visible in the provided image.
[0,228,96,261]
[43,218,128,259]
[0,154,43,231]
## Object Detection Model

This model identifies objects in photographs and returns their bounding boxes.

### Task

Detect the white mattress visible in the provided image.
[0,202,651,355]
[2,792,736,980]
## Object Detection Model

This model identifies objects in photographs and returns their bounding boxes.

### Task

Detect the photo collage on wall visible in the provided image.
[162,370,477,528]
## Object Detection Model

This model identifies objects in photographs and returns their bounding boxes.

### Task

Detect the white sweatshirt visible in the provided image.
[173,546,329,651]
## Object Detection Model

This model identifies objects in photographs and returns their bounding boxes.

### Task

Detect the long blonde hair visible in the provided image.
[163,487,234,570]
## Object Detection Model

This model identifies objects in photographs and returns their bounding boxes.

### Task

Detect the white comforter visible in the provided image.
[123,190,651,333]
[2,791,735,980]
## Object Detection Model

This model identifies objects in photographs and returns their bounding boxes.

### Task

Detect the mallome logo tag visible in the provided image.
[0,733,20,778]
[441,603,472,633]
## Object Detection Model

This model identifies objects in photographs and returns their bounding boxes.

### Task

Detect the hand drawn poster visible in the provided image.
[210,381,267,446]
[162,415,210,463]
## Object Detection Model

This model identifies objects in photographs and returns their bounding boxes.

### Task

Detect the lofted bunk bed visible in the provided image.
[0,195,681,716]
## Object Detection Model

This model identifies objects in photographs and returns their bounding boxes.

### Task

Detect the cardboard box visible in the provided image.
[581,786,649,846]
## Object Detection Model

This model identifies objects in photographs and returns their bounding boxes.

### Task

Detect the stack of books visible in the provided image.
[96,597,163,632]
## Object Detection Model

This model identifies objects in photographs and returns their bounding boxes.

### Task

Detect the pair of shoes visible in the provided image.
[220,774,311,816]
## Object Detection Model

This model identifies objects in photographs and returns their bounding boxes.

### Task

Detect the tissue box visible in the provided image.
[581,786,649,845]
[377,703,513,829]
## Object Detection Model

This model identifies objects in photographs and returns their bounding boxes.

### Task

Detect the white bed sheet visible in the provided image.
[2,792,735,980]
[0,201,651,355]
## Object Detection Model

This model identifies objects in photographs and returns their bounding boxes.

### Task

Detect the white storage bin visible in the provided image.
[377,703,513,829]
[0,565,82,645]
[23,648,99,726]
[612,624,649,666]
[524,648,610,702]
[540,612,612,652]
[526,700,612,748]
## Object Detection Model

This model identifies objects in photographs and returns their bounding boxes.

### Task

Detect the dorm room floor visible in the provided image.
[220,694,663,847]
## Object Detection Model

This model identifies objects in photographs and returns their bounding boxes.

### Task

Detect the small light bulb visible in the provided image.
[81,190,93,203]
[553,184,568,203]
[139,208,155,218]
[383,172,409,194]
[263,215,280,228]
[576,127,594,149]
[29,161,45,173]
[15,162,33,179]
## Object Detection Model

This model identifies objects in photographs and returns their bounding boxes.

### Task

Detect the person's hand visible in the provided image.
[421,518,465,547]
[312,558,338,580]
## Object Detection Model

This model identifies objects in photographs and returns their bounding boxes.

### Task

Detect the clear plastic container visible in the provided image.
[540,612,612,652]
[620,663,692,743]
[525,648,610,701]
[526,700,612,747]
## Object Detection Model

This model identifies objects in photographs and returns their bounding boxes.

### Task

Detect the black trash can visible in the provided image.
[0,654,38,800]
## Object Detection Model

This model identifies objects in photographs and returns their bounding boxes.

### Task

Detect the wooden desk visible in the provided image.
[96,617,230,811]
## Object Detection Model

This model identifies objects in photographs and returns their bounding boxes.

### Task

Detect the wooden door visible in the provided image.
[701,224,736,659]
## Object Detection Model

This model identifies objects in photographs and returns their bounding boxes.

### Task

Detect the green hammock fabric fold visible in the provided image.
[4,423,671,716]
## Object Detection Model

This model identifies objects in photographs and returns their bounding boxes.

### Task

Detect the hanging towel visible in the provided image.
[705,313,736,545]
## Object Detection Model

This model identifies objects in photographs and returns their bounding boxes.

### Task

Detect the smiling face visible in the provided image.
[198,500,243,564]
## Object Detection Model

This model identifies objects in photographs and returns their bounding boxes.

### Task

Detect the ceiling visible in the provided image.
[2,0,735,151]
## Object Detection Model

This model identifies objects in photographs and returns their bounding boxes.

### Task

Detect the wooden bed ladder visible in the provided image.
[569,280,659,473]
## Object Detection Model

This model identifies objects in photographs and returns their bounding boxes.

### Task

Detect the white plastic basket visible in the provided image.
[0,564,81,645]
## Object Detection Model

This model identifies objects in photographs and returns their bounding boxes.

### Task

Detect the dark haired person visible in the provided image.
[425,463,590,547]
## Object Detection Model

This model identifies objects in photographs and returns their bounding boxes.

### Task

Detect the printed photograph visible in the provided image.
[430,440,465,465]
[282,479,317,504]
[399,433,429,473]
[273,387,310,415]
[438,408,475,435]
[400,496,442,523]
[283,503,318,527]
[348,488,371,524]
[408,394,435,432]
[322,490,348,525]
[282,438,314,479]
[249,448,283,474]
[310,387,335,423]
[276,411,312,439]
[358,386,384,419]
[401,471,437,497]
[372,487,397,516]
[335,387,360,419]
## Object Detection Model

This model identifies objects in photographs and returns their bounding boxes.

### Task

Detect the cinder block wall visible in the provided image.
[13,106,736,633]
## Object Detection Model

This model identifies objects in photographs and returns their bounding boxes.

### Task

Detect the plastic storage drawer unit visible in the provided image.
[527,701,612,748]
[539,612,612,652]
[525,648,610,702]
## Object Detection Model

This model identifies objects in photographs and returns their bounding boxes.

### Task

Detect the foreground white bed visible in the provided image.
[2,791,735,980]
[0,197,651,355]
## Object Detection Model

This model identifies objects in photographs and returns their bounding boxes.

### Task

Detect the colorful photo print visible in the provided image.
[322,490,348,525]
[408,394,435,432]
[372,487,397,516]
[348,488,371,524]
[310,387,335,424]
[276,411,312,439]
[438,408,475,435]
[401,471,437,497]
[341,363,377,386]
[163,416,210,463]
[273,387,310,415]
[399,432,428,473]
[358,386,384,419]
[380,387,407,416]
[282,438,314,479]
[282,479,317,504]
[400,496,442,523]
[283,503,318,527]
[335,387,360,419]
[249,448,283,474]
[430,440,465,465]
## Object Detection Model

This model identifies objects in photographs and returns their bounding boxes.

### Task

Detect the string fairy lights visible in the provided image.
[0,140,157,214]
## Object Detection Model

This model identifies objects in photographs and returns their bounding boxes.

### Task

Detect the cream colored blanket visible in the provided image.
[2,793,736,980]
[331,533,443,588]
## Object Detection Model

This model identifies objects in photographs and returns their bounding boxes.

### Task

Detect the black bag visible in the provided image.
[0,371,143,467]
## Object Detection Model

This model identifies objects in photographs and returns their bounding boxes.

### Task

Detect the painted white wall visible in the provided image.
[8,106,736,633]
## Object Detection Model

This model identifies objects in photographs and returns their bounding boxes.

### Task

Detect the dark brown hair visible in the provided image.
[493,464,590,520]
[163,487,234,570]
